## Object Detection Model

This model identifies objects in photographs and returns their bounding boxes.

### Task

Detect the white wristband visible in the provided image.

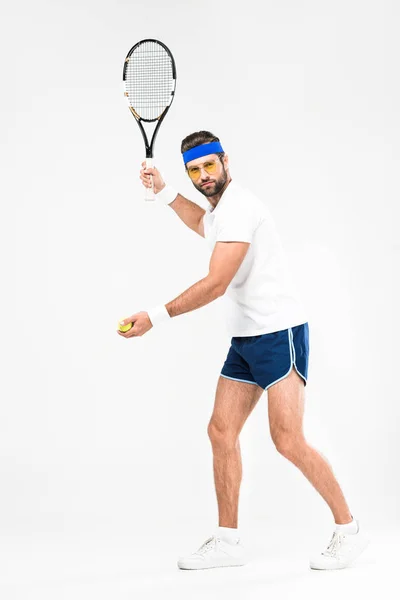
[147,304,171,327]
[156,184,178,205]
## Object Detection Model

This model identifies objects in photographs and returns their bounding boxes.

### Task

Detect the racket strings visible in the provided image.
[124,41,174,120]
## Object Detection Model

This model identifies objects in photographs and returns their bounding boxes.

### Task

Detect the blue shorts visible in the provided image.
[221,322,309,390]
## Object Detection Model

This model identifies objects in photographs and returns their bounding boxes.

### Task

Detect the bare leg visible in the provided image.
[207,377,264,528]
[268,367,352,524]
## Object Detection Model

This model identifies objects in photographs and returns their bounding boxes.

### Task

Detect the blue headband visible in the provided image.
[182,141,224,164]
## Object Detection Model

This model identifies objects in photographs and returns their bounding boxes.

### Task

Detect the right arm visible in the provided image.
[140,163,205,237]
[167,193,205,237]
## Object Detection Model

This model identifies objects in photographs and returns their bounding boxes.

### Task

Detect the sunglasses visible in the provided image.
[186,159,218,181]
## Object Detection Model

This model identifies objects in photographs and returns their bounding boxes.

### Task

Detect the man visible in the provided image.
[117,131,369,571]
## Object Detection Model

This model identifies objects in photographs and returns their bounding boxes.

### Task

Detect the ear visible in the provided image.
[223,154,229,169]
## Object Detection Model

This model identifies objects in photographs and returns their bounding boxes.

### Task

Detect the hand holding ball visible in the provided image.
[118,320,133,332]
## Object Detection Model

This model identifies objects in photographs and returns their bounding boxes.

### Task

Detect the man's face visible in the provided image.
[186,154,228,197]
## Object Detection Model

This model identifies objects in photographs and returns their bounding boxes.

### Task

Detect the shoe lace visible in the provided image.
[194,536,218,555]
[322,531,344,558]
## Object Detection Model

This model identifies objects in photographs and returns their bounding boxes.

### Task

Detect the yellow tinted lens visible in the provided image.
[203,161,217,174]
[188,166,200,180]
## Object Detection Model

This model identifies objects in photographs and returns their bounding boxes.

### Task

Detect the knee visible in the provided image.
[207,421,238,449]
[271,430,305,459]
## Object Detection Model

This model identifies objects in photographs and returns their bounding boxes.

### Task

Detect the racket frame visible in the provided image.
[123,39,177,201]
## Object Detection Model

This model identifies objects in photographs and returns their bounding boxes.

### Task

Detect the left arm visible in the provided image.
[117,241,250,337]
[166,241,250,317]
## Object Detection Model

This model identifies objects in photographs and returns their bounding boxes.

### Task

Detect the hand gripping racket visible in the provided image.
[123,39,177,201]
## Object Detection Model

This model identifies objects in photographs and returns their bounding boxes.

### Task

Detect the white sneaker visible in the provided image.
[177,535,246,570]
[310,519,370,570]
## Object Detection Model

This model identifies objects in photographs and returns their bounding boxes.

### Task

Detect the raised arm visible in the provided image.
[140,163,205,237]
[166,193,205,237]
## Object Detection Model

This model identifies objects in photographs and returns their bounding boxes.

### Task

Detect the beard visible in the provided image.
[193,167,228,197]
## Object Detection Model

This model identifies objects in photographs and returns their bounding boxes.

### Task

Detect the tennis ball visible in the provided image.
[118,321,133,332]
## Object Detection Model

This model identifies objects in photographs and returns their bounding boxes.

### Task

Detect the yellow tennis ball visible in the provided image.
[118,321,133,332]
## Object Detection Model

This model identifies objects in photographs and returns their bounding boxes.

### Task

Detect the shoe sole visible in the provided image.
[177,559,246,570]
[309,538,370,570]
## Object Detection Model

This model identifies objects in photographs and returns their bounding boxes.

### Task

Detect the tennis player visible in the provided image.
[118,131,369,571]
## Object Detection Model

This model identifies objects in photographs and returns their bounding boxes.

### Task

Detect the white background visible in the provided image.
[2,0,399,597]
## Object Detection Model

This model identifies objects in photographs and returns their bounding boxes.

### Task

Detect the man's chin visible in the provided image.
[199,183,216,196]
[201,187,216,196]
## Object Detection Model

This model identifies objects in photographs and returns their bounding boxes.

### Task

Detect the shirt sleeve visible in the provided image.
[215,203,260,243]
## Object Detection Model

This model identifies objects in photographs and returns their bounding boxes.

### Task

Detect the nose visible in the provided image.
[199,167,212,180]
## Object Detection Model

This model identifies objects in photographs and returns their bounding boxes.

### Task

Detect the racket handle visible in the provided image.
[144,158,156,201]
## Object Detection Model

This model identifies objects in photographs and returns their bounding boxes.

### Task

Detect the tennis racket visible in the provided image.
[123,39,177,201]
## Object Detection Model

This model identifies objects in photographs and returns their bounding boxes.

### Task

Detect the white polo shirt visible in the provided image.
[202,180,308,336]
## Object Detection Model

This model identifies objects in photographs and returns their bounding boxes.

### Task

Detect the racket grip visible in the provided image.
[144,158,156,201]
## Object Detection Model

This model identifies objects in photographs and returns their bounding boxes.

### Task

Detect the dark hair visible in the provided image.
[181,130,225,165]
